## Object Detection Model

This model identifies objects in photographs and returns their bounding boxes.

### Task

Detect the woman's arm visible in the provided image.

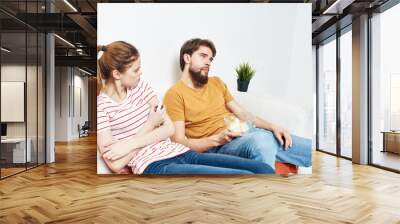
[98,96,171,173]
[102,95,173,161]
[97,111,173,173]
[102,113,175,161]
[135,96,160,135]
[97,129,137,173]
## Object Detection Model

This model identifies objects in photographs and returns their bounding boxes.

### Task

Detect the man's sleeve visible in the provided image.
[163,89,185,122]
[216,77,234,103]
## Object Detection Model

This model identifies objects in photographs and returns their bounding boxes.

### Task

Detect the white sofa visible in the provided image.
[97,148,113,174]
[97,90,313,174]
[231,91,311,138]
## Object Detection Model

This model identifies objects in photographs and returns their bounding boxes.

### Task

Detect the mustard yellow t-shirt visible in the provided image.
[163,76,234,139]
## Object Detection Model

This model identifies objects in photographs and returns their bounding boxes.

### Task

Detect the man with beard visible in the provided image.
[163,38,312,172]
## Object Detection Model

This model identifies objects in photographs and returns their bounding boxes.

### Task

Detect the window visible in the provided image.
[318,37,337,154]
[340,29,352,158]
[371,2,400,171]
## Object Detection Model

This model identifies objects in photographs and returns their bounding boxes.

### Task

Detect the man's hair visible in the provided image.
[179,38,216,71]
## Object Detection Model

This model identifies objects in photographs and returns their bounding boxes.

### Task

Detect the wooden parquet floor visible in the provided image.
[1,135,400,224]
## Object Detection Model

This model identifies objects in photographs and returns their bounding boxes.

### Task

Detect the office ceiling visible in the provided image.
[0,0,392,74]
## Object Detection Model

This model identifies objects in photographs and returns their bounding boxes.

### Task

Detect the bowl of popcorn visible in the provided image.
[224,115,251,134]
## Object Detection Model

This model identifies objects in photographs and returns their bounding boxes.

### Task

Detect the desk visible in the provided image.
[1,138,32,163]
[381,131,400,154]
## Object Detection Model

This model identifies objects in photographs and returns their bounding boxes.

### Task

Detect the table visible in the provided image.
[381,131,400,154]
[1,138,32,163]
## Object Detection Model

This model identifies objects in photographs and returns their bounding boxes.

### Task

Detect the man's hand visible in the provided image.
[271,125,292,150]
[208,129,242,147]
[102,141,131,161]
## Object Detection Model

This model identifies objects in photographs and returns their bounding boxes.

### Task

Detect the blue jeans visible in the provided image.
[142,150,275,175]
[207,128,312,169]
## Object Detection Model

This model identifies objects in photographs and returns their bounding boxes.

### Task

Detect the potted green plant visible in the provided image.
[235,62,255,92]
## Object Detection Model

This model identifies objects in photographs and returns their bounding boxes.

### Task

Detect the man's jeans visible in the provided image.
[207,128,312,170]
[142,150,275,175]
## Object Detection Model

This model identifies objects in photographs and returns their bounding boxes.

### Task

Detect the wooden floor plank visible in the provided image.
[1,135,400,223]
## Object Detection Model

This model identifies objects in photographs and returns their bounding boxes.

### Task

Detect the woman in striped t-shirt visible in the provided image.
[97,41,274,175]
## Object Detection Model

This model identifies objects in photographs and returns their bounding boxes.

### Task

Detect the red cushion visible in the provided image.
[275,161,297,175]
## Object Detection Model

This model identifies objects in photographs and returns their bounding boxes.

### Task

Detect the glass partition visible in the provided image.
[0,1,46,179]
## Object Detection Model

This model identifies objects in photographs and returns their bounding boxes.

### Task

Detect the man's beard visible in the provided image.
[189,67,208,87]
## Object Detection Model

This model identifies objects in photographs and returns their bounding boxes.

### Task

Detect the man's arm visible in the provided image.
[226,100,275,130]
[226,100,292,150]
[164,87,239,152]
[171,121,236,152]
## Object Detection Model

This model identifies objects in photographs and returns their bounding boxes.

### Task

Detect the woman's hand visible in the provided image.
[117,167,131,174]
[102,140,132,161]
[147,105,166,128]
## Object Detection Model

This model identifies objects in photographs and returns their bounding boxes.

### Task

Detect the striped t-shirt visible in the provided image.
[97,80,190,174]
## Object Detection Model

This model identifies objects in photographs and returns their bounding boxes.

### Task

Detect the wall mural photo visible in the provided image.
[96,3,313,175]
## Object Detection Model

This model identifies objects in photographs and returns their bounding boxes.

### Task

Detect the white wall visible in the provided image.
[1,66,25,125]
[55,67,89,141]
[71,73,89,138]
[98,3,313,138]
[55,66,68,141]
[1,64,46,163]
[1,65,37,137]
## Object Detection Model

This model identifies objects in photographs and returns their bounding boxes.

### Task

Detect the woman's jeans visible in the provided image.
[142,150,275,175]
[207,128,312,170]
